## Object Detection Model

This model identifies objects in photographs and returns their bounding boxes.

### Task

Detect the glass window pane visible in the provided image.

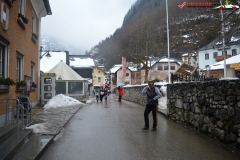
[44,78,52,84]
[56,82,66,94]
[44,93,52,99]
[68,82,83,94]
[44,85,52,91]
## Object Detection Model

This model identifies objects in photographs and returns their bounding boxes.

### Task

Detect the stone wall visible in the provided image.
[121,85,164,106]
[167,80,240,147]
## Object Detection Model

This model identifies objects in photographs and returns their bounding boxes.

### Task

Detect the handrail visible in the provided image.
[5,97,33,128]
[5,98,23,128]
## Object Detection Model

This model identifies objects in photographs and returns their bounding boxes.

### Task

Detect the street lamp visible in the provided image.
[166,0,171,83]
[39,46,51,60]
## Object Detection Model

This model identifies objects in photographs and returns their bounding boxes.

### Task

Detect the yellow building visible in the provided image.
[92,66,107,87]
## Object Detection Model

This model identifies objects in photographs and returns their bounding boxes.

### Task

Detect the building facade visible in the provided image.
[0,0,51,124]
[198,38,240,71]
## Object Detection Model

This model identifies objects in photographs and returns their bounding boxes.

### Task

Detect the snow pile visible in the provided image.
[26,123,49,133]
[44,94,82,109]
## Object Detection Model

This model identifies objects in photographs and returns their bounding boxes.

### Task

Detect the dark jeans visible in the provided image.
[100,95,104,102]
[144,104,157,128]
[118,96,122,102]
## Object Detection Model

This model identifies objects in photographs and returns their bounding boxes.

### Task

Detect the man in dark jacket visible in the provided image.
[142,81,162,131]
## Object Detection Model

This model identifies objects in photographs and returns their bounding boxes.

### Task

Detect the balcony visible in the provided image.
[215,55,231,62]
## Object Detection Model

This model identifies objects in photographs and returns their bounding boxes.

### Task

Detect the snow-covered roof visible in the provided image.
[203,54,240,71]
[158,57,182,66]
[128,67,138,72]
[70,57,95,67]
[48,60,84,80]
[110,64,122,73]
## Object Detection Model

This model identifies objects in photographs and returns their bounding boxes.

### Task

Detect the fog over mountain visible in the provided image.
[40,36,84,55]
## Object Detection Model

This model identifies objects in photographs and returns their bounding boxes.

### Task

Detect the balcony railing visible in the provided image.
[215,55,231,62]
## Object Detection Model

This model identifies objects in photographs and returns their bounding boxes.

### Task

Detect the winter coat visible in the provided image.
[142,86,162,105]
[118,87,124,96]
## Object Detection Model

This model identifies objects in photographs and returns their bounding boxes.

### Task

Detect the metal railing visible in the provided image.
[5,97,32,128]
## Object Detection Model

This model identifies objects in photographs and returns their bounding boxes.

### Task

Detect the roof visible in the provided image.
[203,54,240,71]
[95,66,107,74]
[174,62,198,75]
[110,64,122,73]
[48,60,84,80]
[69,57,95,68]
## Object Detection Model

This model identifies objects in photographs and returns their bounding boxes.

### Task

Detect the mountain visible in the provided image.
[40,35,83,55]
[89,0,240,70]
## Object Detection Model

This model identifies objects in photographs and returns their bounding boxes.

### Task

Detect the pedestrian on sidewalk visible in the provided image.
[100,88,104,102]
[104,88,108,102]
[94,87,100,103]
[117,86,124,102]
[141,81,162,131]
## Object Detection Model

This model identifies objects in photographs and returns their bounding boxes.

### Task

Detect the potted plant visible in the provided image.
[16,80,26,90]
[0,77,15,90]
[18,13,29,24]
[32,33,38,39]
[31,82,37,89]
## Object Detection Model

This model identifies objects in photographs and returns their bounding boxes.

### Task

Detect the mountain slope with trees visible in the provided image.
[89,0,240,70]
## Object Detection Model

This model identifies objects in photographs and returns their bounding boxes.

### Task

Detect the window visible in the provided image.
[158,65,162,70]
[18,0,26,15]
[98,77,101,82]
[0,35,10,78]
[126,73,129,76]
[68,82,83,94]
[213,52,218,58]
[16,52,23,82]
[31,62,35,82]
[0,48,3,77]
[222,50,227,56]
[232,49,237,56]
[205,53,209,60]
[98,71,100,73]
[164,66,168,70]
[32,13,36,34]
[170,66,175,70]
[31,13,37,42]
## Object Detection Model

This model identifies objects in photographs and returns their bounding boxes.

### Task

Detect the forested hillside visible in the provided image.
[89,0,240,69]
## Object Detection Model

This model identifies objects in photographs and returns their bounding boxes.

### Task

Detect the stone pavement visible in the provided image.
[30,104,83,136]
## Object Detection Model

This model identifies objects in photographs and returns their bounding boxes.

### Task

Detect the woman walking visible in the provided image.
[117,86,124,102]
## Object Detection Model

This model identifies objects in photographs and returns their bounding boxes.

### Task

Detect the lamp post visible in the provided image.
[39,46,52,60]
[220,0,226,78]
[166,0,171,83]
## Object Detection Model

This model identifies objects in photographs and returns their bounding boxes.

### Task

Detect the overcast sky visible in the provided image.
[41,0,136,53]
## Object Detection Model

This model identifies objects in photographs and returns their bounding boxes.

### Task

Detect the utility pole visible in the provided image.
[221,0,227,78]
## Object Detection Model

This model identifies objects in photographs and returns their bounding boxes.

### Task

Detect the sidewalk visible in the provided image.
[30,103,83,135]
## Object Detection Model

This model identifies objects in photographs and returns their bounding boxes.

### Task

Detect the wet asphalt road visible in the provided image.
[40,95,240,160]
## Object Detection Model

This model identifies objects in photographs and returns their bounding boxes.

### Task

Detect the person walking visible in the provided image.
[99,88,104,102]
[104,88,108,102]
[94,87,100,103]
[142,81,162,131]
[117,86,124,102]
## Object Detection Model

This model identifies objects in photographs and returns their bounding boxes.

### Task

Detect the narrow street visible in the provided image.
[40,95,240,160]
